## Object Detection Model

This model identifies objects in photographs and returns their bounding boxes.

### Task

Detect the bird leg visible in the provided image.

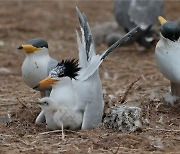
[61,123,65,140]
[170,81,180,103]
[35,111,45,124]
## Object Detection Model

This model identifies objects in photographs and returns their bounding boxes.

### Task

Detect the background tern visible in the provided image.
[155,16,180,100]
[18,38,58,97]
[111,0,164,48]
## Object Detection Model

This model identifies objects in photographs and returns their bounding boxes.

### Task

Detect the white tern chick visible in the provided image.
[39,97,83,138]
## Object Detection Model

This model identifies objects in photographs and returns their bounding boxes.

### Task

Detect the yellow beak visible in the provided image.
[33,76,57,89]
[17,44,39,53]
[158,16,167,25]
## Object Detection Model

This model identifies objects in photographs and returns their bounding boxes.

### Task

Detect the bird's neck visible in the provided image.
[26,49,50,58]
[44,107,57,114]
[50,77,77,108]
[53,77,73,88]
[160,35,179,47]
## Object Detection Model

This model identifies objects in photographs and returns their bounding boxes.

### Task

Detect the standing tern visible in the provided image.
[34,7,140,129]
[155,16,180,98]
[17,38,58,97]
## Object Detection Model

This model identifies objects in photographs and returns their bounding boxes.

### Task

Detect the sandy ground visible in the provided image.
[0,1,180,153]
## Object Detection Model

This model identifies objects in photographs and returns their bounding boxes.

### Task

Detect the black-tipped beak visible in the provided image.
[33,84,40,89]
[17,46,23,50]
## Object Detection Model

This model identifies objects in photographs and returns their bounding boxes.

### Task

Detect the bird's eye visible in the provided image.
[44,102,49,105]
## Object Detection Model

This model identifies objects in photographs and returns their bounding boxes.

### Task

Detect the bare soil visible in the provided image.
[0,1,180,153]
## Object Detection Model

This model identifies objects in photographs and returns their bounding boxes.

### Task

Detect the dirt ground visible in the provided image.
[0,1,180,154]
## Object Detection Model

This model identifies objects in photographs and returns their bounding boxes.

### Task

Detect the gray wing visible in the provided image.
[129,0,164,29]
[47,58,58,74]
[114,0,136,31]
[78,26,140,81]
[76,7,96,69]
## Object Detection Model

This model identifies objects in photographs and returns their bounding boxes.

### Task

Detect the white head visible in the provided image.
[38,97,58,111]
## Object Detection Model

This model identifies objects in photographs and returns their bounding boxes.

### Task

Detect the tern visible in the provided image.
[110,0,164,48]
[38,97,83,139]
[155,16,180,98]
[155,16,180,83]
[34,8,140,129]
[17,38,58,97]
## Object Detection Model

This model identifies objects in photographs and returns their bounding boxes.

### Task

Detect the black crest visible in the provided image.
[50,59,80,79]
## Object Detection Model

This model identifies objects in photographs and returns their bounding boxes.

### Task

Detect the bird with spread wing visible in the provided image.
[34,7,140,129]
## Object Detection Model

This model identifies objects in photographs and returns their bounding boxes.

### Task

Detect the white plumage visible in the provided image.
[155,36,180,83]
[39,97,83,131]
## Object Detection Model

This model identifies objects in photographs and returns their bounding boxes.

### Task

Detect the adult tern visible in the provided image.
[34,7,140,129]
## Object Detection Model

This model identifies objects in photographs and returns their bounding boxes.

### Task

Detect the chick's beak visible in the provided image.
[33,76,57,89]
[37,102,43,105]
[17,44,39,53]
[158,16,167,25]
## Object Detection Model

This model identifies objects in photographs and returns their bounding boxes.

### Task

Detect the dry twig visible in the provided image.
[110,144,120,154]
[144,128,180,132]
[120,77,141,104]
[39,130,64,135]
[16,97,27,108]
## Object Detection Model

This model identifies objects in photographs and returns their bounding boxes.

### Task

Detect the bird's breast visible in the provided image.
[50,86,76,108]
[22,56,50,90]
[155,42,180,83]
